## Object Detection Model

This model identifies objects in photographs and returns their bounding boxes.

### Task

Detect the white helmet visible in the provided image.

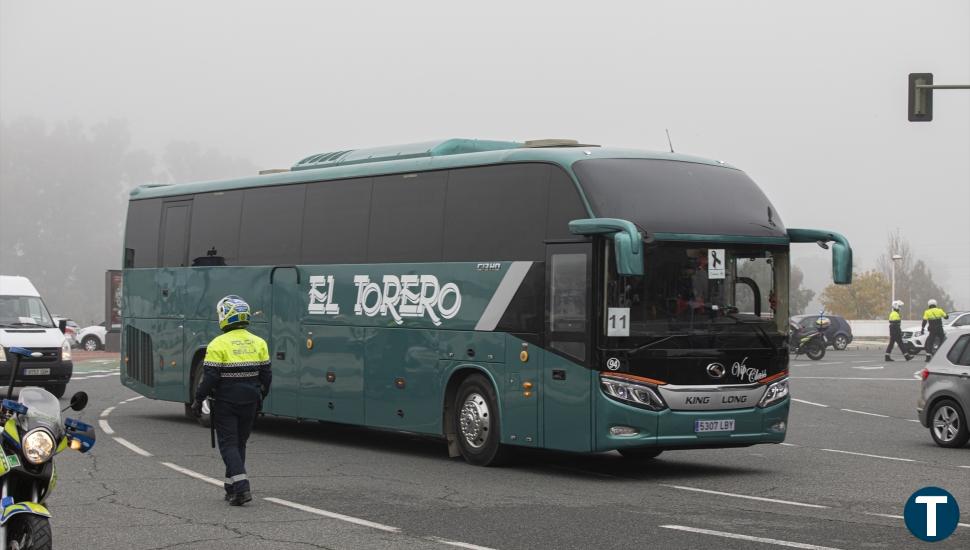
[892,300,903,310]
[928,299,938,307]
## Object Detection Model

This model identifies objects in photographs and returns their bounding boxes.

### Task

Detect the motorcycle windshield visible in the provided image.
[17,386,65,438]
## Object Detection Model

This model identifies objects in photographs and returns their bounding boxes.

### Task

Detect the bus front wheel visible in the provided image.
[453,374,509,466]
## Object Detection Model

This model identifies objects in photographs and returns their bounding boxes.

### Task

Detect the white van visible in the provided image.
[0,276,73,397]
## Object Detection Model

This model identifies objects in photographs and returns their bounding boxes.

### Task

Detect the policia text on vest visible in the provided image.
[192,295,272,506]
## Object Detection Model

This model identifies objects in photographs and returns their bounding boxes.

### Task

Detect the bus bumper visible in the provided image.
[595,394,789,452]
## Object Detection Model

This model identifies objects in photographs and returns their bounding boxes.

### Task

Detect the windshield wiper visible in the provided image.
[723,313,777,353]
[625,333,690,356]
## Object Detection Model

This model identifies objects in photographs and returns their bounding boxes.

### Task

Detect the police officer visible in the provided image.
[885,300,912,361]
[191,295,272,505]
[920,298,949,362]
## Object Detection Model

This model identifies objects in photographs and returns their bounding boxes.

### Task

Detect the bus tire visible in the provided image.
[453,374,508,466]
[618,448,663,460]
[191,364,212,428]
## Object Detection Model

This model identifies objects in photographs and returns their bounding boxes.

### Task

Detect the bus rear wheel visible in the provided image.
[453,374,508,466]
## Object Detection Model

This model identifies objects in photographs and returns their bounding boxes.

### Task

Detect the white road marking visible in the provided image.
[841,408,889,418]
[906,419,921,423]
[661,485,828,509]
[265,497,402,533]
[960,466,970,469]
[660,525,843,550]
[851,360,879,364]
[161,462,224,487]
[80,369,118,374]
[864,512,970,529]
[791,377,917,381]
[819,448,914,462]
[73,373,120,380]
[100,407,115,417]
[427,537,498,550]
[124,396,144,402]
[852,366,884,370]
[113,437,152,457]
[792,398,828,407]
[98,420,114,435]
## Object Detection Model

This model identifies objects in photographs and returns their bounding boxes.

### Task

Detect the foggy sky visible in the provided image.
[2,1,969,308]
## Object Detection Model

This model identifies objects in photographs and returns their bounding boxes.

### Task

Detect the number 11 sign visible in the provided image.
[607,307,630,337]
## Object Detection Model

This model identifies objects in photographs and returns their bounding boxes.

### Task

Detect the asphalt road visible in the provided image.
[45,349,969,550]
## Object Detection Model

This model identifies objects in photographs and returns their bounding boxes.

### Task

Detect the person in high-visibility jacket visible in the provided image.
[191,295,272,506]
[920,298,949,362]
[885,300,912,361]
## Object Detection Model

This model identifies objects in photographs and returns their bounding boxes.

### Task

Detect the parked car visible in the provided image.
[902,311,970,355]
[78,322,107,351]
[791,314,853,350]
[51,315,79,348]
[917,326,970,448]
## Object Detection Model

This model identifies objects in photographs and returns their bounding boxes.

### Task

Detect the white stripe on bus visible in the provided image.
[474,261,533,332]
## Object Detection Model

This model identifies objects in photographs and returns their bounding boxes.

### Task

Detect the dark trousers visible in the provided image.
[213,400,258,494]
[885,331,906,355]
[924,331,945,356]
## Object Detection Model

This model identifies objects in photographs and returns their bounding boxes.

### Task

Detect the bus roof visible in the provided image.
[129,138,734,200]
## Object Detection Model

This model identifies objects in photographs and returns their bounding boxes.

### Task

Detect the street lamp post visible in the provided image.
[891,254,903,305]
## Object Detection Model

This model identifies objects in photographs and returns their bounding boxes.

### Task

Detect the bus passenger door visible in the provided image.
[267,267,301,417]
[543,243,593,452]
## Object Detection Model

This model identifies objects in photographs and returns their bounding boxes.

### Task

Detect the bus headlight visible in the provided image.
[600,375,666,411]
[758,378,789,408]
[62,340,72,362]
[23,429,55,464]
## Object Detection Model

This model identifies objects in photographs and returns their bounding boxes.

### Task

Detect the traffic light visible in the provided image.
[908,73,933,122]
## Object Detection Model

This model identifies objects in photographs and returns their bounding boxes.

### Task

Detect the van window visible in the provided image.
[368,172,447,263]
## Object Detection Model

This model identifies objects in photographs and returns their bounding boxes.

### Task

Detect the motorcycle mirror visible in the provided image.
[68,391,88,411]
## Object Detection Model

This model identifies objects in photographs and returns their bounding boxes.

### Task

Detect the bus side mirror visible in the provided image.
[787,228,853,285]
[831,241,852,284]
[568,218,644,276]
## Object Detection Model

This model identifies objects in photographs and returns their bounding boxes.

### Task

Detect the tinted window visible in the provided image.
[160,202,191,267]
[189,190,242,266]
[443,164,548,261]
[124,199,162,268]
[302,178,372,264]
[947,334,970,366]
[550,253,587,333]
[953,314,970,327]
[547,167,587,239]
[368,172,447,263]
[238,185,306,265]
[574,159,786,238]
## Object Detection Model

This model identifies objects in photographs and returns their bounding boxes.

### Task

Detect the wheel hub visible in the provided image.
[459,393,490,449]
[933,405,960,442]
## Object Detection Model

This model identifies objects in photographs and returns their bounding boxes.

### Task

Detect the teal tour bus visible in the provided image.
[120,138,852,465]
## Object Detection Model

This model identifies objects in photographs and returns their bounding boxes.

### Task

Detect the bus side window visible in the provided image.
[189,190,243,266]
[368,172,447,263]
[301,178,372,264]
[124,199,162,268]
[548,250,589,362]
[238,184,306,266]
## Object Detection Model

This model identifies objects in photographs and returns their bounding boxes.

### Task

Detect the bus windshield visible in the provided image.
[605,243,790,341]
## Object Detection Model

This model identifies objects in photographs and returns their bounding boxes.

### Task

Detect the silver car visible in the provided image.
[917,326,970,448]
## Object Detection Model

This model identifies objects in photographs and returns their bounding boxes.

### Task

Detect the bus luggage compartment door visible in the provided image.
[267,267,301,417]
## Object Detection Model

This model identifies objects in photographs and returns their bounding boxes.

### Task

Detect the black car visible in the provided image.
[791,314,854,351]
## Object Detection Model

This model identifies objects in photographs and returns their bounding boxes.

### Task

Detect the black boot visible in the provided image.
[925,354,932,362]
[905,353,913,361]
[229,490,252,506]
[885,354,894,362]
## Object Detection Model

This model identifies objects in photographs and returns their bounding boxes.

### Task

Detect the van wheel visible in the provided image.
[929,399,969,448]
[618,448,663,460]
[45,384,67,399]
[453,374,509,466]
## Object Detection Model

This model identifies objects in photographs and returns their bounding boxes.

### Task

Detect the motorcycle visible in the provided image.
[789,317,828,361]
[0,347,95,550]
